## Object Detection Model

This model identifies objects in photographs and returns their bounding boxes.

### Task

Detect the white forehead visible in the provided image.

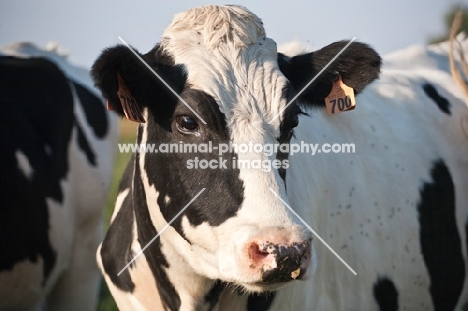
[160,5,289,135]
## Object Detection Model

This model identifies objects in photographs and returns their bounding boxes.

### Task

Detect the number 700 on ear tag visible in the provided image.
[325,75,356,115]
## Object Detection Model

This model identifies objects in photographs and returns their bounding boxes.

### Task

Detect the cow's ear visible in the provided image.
[278,41,381,108]
[91,45,184,123]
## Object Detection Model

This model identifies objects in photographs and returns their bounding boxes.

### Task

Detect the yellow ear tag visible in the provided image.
[325,75,356,115]
[117,73,146,123]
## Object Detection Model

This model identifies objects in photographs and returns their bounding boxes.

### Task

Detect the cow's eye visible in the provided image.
[287,114,300,136]
[292,114,299,129]
[176,116,198,132]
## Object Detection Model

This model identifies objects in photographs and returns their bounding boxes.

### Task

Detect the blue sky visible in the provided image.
[1,0,467,68]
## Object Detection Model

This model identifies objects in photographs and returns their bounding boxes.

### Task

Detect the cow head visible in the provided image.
[92,5,380,292]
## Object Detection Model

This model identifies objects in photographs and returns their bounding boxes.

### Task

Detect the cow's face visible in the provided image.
[92,5,380,292]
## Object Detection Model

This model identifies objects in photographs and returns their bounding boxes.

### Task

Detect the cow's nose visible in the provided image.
[248,238,312,283]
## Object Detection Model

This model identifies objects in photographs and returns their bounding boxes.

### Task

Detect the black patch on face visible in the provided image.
[72,82,108,138]
[0,56,78,282]
[100,158,135,292]
[94,45,243,303]
[422,83,451,115]
[417,159,464,310]
[247,292,276,311]
[74,117,96,166]
[276,85,302,182]
[144,89,244,238]
[373,277,398,311]
[133,151,181,310]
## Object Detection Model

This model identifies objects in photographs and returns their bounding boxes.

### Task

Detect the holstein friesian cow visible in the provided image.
[92,5,468,311]
[0,42,118,310]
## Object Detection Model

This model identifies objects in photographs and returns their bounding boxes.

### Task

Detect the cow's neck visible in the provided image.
[131,156,220,310]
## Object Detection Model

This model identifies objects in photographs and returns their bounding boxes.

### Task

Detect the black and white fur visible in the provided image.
[0,42,118,311]
[92,5,468,311]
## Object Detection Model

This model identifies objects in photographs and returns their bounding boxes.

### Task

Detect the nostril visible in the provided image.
[248,242,277,269]
[249,239,312,283]
[249,243,268,260]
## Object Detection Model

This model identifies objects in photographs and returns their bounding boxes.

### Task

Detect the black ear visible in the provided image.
[278,40,381,107]
[91,44,185,122]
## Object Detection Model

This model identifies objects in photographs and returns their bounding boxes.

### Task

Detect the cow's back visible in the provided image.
[0,45,118,310]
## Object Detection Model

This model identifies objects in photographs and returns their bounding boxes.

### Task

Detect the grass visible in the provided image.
[97,119,137,311]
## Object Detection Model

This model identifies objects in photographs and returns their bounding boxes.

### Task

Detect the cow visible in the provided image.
[92,5,468,311]
[0,42,118,310]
